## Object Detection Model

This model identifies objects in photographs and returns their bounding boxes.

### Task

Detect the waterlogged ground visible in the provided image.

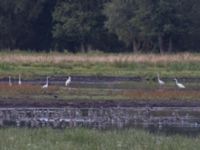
[0,76,199,106]
[0,128,200,150]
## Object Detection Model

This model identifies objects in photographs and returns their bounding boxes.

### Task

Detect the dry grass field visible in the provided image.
[0,52,199,64]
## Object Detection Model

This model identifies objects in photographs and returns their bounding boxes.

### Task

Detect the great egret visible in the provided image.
[174,78,185,89]
[65,76,71,86]
[18,74,22,85]
[157,73,165,85]
[42,76,49,89]
[9,76,12,86]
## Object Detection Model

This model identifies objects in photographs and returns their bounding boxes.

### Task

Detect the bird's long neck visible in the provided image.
[157,74,160,80]
[175,79,178,84]
[46,77,49,85]
[9,76,11,85]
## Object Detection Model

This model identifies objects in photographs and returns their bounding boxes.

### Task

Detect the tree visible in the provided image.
[31,0,56,51]
[130,0,200,53]
[137,0,190,53]
[104,0,200,53]
[0,0,47,50]
[52,0,108,52]
[104,0,143,53]
[176,0,200,52]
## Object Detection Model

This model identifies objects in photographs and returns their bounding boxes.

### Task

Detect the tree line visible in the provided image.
[0,0,200,53]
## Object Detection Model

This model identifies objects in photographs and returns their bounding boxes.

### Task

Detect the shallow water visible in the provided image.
[1,106,200,134]
[0,76,199,135]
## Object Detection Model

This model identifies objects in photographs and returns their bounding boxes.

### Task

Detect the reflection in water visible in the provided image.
[1,107,200,134]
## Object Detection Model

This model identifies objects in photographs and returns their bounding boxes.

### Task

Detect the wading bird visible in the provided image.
[157,73,165,86]
[18,74,22,85]
[174,78,185,89]
[65,76,71,86]
[42,76,49,89]
[9,76,12,86]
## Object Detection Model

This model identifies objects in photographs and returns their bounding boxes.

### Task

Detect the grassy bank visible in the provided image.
[0,128,199,150]
[0,52,199,78]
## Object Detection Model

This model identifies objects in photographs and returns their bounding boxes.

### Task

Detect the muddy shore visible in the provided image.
[0,99,200,108]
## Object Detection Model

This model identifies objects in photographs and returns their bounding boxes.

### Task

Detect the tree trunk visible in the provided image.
[80,42,85,53]
[87,44,92,51]
[133,38,138,53]
[168,37,173,53]
[158,34,164,54]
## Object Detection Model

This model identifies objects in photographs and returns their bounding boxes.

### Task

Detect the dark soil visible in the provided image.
[0,98,200,108]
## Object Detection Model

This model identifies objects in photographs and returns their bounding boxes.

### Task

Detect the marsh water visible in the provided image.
[0,76,200,134]
[1,106,200,134]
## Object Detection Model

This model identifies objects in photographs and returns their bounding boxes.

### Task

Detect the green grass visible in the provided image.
[0,52,199,78]
[0,128,200,150]
[0,61,199,78]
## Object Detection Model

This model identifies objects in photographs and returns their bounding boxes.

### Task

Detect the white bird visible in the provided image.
[65,76,71,86]
[18,74,22,85]
[42,76,49,89]
[157,73,165,85]
[9,76,12,86]
[174,78,185,89]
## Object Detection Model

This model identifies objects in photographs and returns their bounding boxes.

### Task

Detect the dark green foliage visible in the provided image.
[104,0,200,53]
[0,0,47,49]
[52,0,121,52]
[0,0,200,53]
